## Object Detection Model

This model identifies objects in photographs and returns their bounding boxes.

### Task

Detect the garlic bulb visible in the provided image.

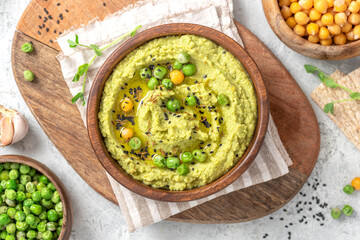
[0,105,29,147]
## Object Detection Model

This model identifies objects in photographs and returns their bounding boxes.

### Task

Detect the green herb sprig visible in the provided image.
[68,25,142,105]
[304,64,360,114]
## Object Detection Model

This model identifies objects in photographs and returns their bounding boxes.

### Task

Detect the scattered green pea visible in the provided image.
[342,205,353,216]
[39,175,49,185]
[129,137,142,150]
[21,42,33,53]
[23,70,35,82]
[15,221,28,232]
[166,98,181,112]
[15,211,26,222]
[182,63,196,76]
[153,155,166,168]
[31,191,42,202]
[6,180,17,190]
[343,184,354,194]
[30,204,42,215]
[25,215,35,225]
[47,183,56,192]
[43,230,53,240]
[147,77,159,90]
[5,190,16,200]
[0,214,10,225]
[47,210,59,222]
[0,171,9,181]
[26,230,37,239]
[161,79,173,90]
[36,182,46,191]
[166,157,180,169]
[8,170,19,180]
[7,208,16,219]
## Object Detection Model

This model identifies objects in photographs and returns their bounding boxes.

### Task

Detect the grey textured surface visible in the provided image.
[1,0,360,239]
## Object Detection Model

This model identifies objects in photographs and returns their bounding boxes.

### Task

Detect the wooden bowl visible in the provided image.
[262,0,360,60]
[87,23,269,202]
[0,155,73,239]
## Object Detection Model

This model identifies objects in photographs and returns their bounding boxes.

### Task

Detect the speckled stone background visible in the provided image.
[1,0,360,239]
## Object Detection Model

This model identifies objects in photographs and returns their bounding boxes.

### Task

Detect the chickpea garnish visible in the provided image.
[120,97,134,112]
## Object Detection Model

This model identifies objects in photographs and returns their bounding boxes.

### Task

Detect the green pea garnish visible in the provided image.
[173,60,183,70]
[177,164,189,176]
[129,137,142,150]
[139,67,151,79]
[153,66,167,79]
[185,95,197,106]
[161,79,173,90]
[182,63,196,76]
[166,157,180,169]
[217,94,229,106]
[153,155,166,168]
[178,52,190,64]
[180,152,193,163]
[166,98,181,112]
[147,77,159,90]
[192,150,207,162]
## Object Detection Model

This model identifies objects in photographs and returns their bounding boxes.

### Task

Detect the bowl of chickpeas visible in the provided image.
[263,0,360,60]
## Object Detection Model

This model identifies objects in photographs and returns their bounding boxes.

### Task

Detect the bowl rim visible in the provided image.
[0,155,72,239]
[87,23,269,202]
[262,0,360,60]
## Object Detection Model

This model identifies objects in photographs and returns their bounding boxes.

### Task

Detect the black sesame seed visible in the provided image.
[280,218,284,221]
[38,15,42,19]
[48,15,53,19]
[103,2,106,6]
[53,30,57,33]
[152,58,156,61]
[46,28,49,32]
[57,3,60,6]
[203,75,207,78]
[65,9,69,12]
[49,40,53,43]
[38,31,41,35]
[39,25,42,29]
[57,20,60,24]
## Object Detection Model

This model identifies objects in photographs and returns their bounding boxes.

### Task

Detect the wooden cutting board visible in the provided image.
[11,0,320,223]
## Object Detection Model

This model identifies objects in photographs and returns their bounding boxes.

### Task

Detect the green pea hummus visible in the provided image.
[98,35,257,191]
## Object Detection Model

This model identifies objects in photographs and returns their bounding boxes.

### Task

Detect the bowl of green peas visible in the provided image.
[0,155,72,240]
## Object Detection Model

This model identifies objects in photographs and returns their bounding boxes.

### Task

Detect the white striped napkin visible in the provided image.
[56,0,292,232]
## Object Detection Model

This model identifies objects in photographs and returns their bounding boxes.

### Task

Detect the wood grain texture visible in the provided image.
[11,0,320,222]
[87,23,269,202]
[0,155,72,239]
[262,0,360,60]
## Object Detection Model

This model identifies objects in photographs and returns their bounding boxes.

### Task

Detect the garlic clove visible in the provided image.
[11,112,29,144]
[0,105,29,147]
[0,117,14,147]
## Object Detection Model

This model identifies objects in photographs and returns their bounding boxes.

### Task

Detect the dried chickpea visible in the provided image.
[307,22,320,34]
[334,3,347,12]
[333,33,347,44]
[120,127,134,140]
[321,12,334,24]
[326,0,334,7]
[354,25,360,39]
[295,11,310,24]
[316,19,327,27]
[290,2,303,13]
[299,0,314,9]
[327,7,336,16]
[293,24,307,36]
[308,34,321,42]
[314,0,329,13]
[309,8,322,20]
[334,12,348,26]
[319,26,331,38]
[320,38,333,45]
[346,30,355,40]
[357,0,360,4]
[348,1,360,13]
[348,13,360,25]
[279,0,291,7]
[342,21,353,32]
[345,0,351,6]
[303,8,311,14]
[286,17,297,28]
[328,24,342,34]
[281,6,293,20]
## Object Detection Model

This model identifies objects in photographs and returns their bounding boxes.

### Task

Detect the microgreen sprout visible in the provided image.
[304,64,360,114]
[68,25,142,105]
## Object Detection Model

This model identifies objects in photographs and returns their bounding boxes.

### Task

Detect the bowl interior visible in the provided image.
[87,23,269,202]
[0,155,73,239]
